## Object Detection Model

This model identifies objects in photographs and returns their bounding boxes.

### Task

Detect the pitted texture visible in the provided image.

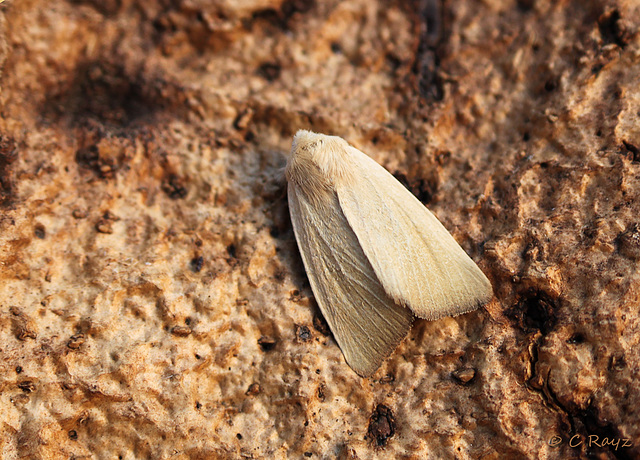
[0,0,639,458]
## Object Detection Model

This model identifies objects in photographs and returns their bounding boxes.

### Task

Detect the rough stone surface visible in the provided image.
[1,0,639,458]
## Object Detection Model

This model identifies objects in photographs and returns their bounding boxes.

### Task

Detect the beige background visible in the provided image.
[1,0,639,458]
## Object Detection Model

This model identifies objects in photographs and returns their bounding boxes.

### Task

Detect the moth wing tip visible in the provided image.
[408,286,493,321]
[344,314,414,378]
[347,354,389,379]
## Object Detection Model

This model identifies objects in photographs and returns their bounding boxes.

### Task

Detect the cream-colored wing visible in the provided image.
[288,181,413,377]
[336,146,492,320]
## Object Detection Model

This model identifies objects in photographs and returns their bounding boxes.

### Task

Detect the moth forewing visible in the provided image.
[335,145,493,320]
[285,130,492,377]
[287,180,413,377]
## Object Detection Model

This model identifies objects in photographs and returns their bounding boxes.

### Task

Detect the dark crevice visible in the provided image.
[0,135,18,207]
[621,141,640,163]
[543,375,632,460]
[524,331,632,458]
[505,290,558,335]
[575,404,635,460]
[412,0,445,102]
[247,0,316,31]
[597,9,632,49]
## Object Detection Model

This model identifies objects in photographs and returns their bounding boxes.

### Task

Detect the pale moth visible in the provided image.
[286,130,492,377]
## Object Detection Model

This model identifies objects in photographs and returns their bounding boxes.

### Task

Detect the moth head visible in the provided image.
[289,130,329,159]
[287,130,353,185]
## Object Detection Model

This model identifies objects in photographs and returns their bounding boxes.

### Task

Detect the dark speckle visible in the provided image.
[258,336,276,351]
[544,78,557,92]
[190,256,204,272]
[257,62,281,81]
[289,289,302,301]
[246,383,261,396]
[18,380,36,392]
[34,223,46,239]
[161,174,188,199]
[295,324,311,342]
[567,333,585,344]
[368,404,396,447]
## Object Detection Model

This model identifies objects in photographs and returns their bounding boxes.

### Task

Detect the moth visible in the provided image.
[285,130,492,377]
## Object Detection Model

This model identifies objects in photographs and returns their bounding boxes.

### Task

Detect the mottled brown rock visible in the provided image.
[170,325,192,337]
[0,0,639,458]
[452,366,476,384]
[66,333,86,350]
[17,380,36,393]
[9,307,37,341]
[246,382,261,396]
